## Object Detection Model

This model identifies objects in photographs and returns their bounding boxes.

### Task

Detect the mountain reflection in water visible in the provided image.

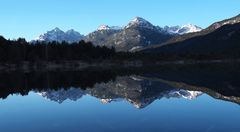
[38,75,203,109]
[0,63,240,108]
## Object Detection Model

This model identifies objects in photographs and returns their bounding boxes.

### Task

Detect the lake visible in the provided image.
[0,63,239,132]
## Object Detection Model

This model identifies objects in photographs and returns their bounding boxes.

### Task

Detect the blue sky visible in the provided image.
[1,0,240,40]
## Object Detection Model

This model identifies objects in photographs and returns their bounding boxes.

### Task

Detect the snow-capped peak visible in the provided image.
[33,27,84,43]
[97,25,122,31]
[180,23,202,34]
[44,27,65,35]
[125,17,155,29]
[34,27,64,41]
[131,17,149,24]
[97,25,111,31]
[164,24,202,35]
[164,25,181,34]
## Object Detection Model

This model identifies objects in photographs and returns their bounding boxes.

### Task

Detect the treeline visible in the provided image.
[0,35,238,63]
[0,36,117,62]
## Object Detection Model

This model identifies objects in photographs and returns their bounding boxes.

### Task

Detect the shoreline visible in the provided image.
[0,59,239,72]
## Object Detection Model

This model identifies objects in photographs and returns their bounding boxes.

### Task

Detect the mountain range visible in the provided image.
[32,14,240,55]
[33,17,202,51]
[142,14,240,57]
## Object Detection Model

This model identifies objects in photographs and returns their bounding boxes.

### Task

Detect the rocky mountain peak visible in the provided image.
[125,17,155,29]
[52,27,62,32]
[97,25,111,31]
[33,27,84,43]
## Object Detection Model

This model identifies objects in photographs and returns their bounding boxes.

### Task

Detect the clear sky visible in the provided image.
[1,0,240,41]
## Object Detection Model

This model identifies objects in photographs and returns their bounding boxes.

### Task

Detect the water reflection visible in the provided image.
[38,76,204,108]
[0,63,240,108]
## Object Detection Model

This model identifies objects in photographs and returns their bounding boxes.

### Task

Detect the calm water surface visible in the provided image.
[0,64,239,132]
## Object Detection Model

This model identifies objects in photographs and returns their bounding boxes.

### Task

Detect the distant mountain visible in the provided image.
[32,18,201,51]
[158,14,240,47]
[164,24,202,35]
[86,17,173,51]
[33,27,84,43]
[142,14,240,58]
[85,17,202,51]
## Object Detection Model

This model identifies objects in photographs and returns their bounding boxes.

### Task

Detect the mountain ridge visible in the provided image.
[85,17,201,51]
[144,14,240,50]
[33,27,84,43]
[142,21,240,59]
[33,17,202,51]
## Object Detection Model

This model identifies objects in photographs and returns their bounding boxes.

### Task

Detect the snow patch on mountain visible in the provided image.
[130,46,143,52]
[164,24,202,35]
[125,17,156,30]
[164,89,203,100]
[97,25,111,31]
[33,27,84,43]
[179,24,202,34]
[97,25,122,31]
[209,14,240,30]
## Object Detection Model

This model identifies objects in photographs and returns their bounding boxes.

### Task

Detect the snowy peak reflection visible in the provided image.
[38,88,85,103]
[37,76,203,108]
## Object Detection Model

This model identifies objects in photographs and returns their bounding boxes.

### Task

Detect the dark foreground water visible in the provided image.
[0,63,239,132]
